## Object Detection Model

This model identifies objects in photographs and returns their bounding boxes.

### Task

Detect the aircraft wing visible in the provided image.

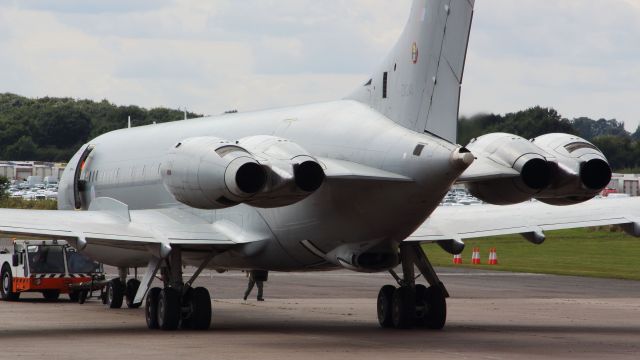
[407,197,640,243]
[0,198,266,256]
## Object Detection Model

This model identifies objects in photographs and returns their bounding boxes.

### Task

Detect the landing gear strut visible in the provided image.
[377,243,448,330]
[143,247,213,331]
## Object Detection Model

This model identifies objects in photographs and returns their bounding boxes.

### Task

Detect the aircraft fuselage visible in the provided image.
[58,100,462,271]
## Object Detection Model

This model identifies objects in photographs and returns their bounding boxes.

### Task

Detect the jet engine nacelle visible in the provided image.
[161,137,267,209]
[531,133,612,205]
[237,135,326,208]
[465,133,553,205]
[161,135,326,210]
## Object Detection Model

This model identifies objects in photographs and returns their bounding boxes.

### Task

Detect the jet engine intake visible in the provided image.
[161,135,326,209]
[238,135,326,208]
[532,133,612,205]
[294,160,325,192]
[465,133,553,205]
[161,137,267,209]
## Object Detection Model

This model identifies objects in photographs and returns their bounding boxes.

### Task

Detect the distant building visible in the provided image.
[606,173,639,197]
[0,161,66,182]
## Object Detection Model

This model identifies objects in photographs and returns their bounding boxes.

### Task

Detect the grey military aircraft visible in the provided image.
[1,0,638,331]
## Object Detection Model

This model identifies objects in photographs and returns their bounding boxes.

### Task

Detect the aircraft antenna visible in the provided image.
[127,116,131,128]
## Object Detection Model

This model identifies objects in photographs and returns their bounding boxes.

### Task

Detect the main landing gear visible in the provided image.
[105,247,214,331]
[377,243,448,329]
[104,267,141,309]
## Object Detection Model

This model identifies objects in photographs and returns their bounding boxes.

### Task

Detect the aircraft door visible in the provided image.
[73,144,94,210]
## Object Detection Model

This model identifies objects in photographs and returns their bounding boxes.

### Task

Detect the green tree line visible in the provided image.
[459,106,640,171]
[0,93,201,162]
[1,94,638,171]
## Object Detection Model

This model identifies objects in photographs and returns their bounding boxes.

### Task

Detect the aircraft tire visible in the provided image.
[0,264,19,301]
[158,287,180,330]
[189,287,212,330]
[422,286,446,330]
[145,287,162,329]
[42,290,60,301]
[414,284,428,327]
[125,278,142,308]
[107,278,124,309]
[392,286,415,329]
[180,287,194,329]
[377,285,396,328]
[79,290,89,304]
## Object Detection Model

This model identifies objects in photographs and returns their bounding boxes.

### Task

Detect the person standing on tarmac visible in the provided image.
[244,270,267,301]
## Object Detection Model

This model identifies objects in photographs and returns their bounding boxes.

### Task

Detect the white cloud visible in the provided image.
[0,0,172,14]
[460,0,640,129]
[0,0,638,130]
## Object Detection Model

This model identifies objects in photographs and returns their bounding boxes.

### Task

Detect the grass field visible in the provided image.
[422,228,640,281]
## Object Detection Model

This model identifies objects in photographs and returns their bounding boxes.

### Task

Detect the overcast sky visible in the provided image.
[0,0,638,130]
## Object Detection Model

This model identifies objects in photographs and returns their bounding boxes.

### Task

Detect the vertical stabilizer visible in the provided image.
[347,0,474,143]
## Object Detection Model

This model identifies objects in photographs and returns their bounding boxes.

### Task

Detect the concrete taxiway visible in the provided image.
[0,268,638,360]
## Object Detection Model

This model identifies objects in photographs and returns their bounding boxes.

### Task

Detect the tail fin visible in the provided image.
[347,0,474,143]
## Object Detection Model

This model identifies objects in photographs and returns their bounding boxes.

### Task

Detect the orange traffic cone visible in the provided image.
[453,254,462,264]
[471,247,481,265]
[488,247,498,265]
